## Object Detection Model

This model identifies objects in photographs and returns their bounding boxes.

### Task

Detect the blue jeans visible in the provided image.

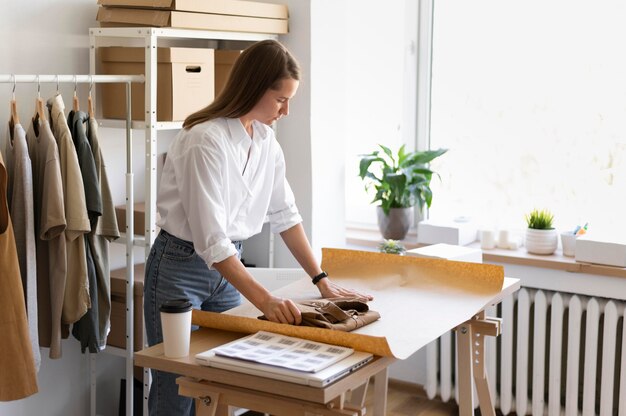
[144,229,242,416]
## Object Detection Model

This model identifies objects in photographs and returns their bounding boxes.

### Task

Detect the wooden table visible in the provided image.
[135,328,395,416]
[135,277,520,416]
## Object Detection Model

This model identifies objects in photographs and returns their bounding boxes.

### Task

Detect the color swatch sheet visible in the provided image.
[192,248,508,359]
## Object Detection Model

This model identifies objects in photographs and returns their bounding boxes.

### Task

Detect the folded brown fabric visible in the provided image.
[259,297,380,332]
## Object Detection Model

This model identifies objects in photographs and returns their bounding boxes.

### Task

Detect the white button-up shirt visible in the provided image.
[157,117,302,267]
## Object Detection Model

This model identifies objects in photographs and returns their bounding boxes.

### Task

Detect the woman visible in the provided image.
[144,39,371,415]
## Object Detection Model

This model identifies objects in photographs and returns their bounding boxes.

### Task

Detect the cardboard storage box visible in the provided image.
[575,234,626,267]
[215,50,241,97]
[115,202,147,236]
[96,7,288,34]
[97,0,288,19]
[108,263,145,351]
[417,218,478,246]
[99,47,214,121]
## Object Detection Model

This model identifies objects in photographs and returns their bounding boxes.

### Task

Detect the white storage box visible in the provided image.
[417,218,478,246]
[575,234,626,267]
[406,243,482,263]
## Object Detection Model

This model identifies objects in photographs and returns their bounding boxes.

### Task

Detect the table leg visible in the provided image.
[457,322,474,416]
[472,318,495,416]
[457,312,502,416]
[373,368,388,416]
[347,379,369,408]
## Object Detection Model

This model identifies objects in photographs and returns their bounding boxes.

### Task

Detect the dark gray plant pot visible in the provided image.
[377,206,414,240]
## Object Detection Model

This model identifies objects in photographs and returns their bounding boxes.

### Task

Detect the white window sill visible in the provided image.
[345,227,626,279]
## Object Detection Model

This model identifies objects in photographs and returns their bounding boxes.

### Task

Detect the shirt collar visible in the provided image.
[47,94,66,121]
[226,118,269,145]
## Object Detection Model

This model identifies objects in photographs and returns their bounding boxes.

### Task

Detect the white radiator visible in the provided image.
[424,288,626,415]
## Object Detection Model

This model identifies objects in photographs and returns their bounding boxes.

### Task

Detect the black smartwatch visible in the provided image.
[311,271,328,285]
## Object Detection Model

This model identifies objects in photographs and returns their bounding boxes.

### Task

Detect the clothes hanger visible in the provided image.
[9,75,19,144]
[87,75,94,118]
[10,75,19,125]
[35,75,47,123]
[73,75,80,112]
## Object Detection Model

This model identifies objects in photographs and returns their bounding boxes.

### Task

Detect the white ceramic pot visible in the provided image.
[525,228,558,255]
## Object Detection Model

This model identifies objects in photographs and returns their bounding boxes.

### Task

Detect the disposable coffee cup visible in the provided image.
[160,299,193,358]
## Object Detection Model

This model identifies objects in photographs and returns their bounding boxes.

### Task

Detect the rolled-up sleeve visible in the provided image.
[267,146,302,234]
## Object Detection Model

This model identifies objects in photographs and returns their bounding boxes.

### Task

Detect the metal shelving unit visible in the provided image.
[88,26,277,416]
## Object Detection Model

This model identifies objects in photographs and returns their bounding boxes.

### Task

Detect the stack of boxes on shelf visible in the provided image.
[99,47,215,121]
[95,0,289,34]
[98,46,241,122]
[96,0,287,122]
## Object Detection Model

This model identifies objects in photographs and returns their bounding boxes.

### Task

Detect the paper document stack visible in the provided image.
[209,331,354,373]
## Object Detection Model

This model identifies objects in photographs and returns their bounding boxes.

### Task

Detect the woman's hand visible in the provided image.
[315,278,373,301]
[259,295,302,325]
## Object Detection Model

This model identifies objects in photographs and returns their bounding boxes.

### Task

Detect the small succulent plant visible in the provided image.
[525,208,555,230]
[379,239,407,255]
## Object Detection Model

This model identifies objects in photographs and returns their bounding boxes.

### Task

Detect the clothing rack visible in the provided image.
[1,73,145,416]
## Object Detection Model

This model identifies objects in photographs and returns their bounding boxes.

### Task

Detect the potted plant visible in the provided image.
[524,208,558,254]
[359,144,447,240]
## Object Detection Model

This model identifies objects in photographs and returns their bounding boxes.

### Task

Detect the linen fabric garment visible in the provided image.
[67,110,102,223]
[48,95,91,325]
[0,152,39,401]
[26,115,67,359]
[84,116,119,349]
[156,117,302,267]
[67,110,105,353]
[260,297,381,331]
[4,122,40,370]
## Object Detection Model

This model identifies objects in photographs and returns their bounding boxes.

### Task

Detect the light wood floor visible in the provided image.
[364,380,458,416]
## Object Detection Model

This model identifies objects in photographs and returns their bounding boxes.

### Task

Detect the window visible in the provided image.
[344,0,419,228]
[429,1,626,233]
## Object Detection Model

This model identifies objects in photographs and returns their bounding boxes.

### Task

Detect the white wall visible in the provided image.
[247,0,353,267]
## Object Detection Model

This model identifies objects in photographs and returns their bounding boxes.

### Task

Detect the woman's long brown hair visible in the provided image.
[183,39,300,129]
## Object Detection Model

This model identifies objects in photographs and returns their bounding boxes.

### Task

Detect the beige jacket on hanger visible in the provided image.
[48,95,91,326]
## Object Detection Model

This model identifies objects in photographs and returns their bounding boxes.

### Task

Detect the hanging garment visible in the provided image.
[67,110,104,353]
[26,113,67,359]
[0,152,39,401]
[47,95,91,326]
[4,122,40,371]
[260,297,381,332]
[67,110,102,223]
[75,116,120,351]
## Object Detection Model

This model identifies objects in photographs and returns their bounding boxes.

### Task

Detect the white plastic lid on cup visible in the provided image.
[160,299,193,358]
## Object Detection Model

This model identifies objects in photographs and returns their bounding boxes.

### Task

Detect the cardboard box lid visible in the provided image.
[99,46,213,64]
[110,263,145,295]
[96,7,288,34]
[98,0,288,20]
